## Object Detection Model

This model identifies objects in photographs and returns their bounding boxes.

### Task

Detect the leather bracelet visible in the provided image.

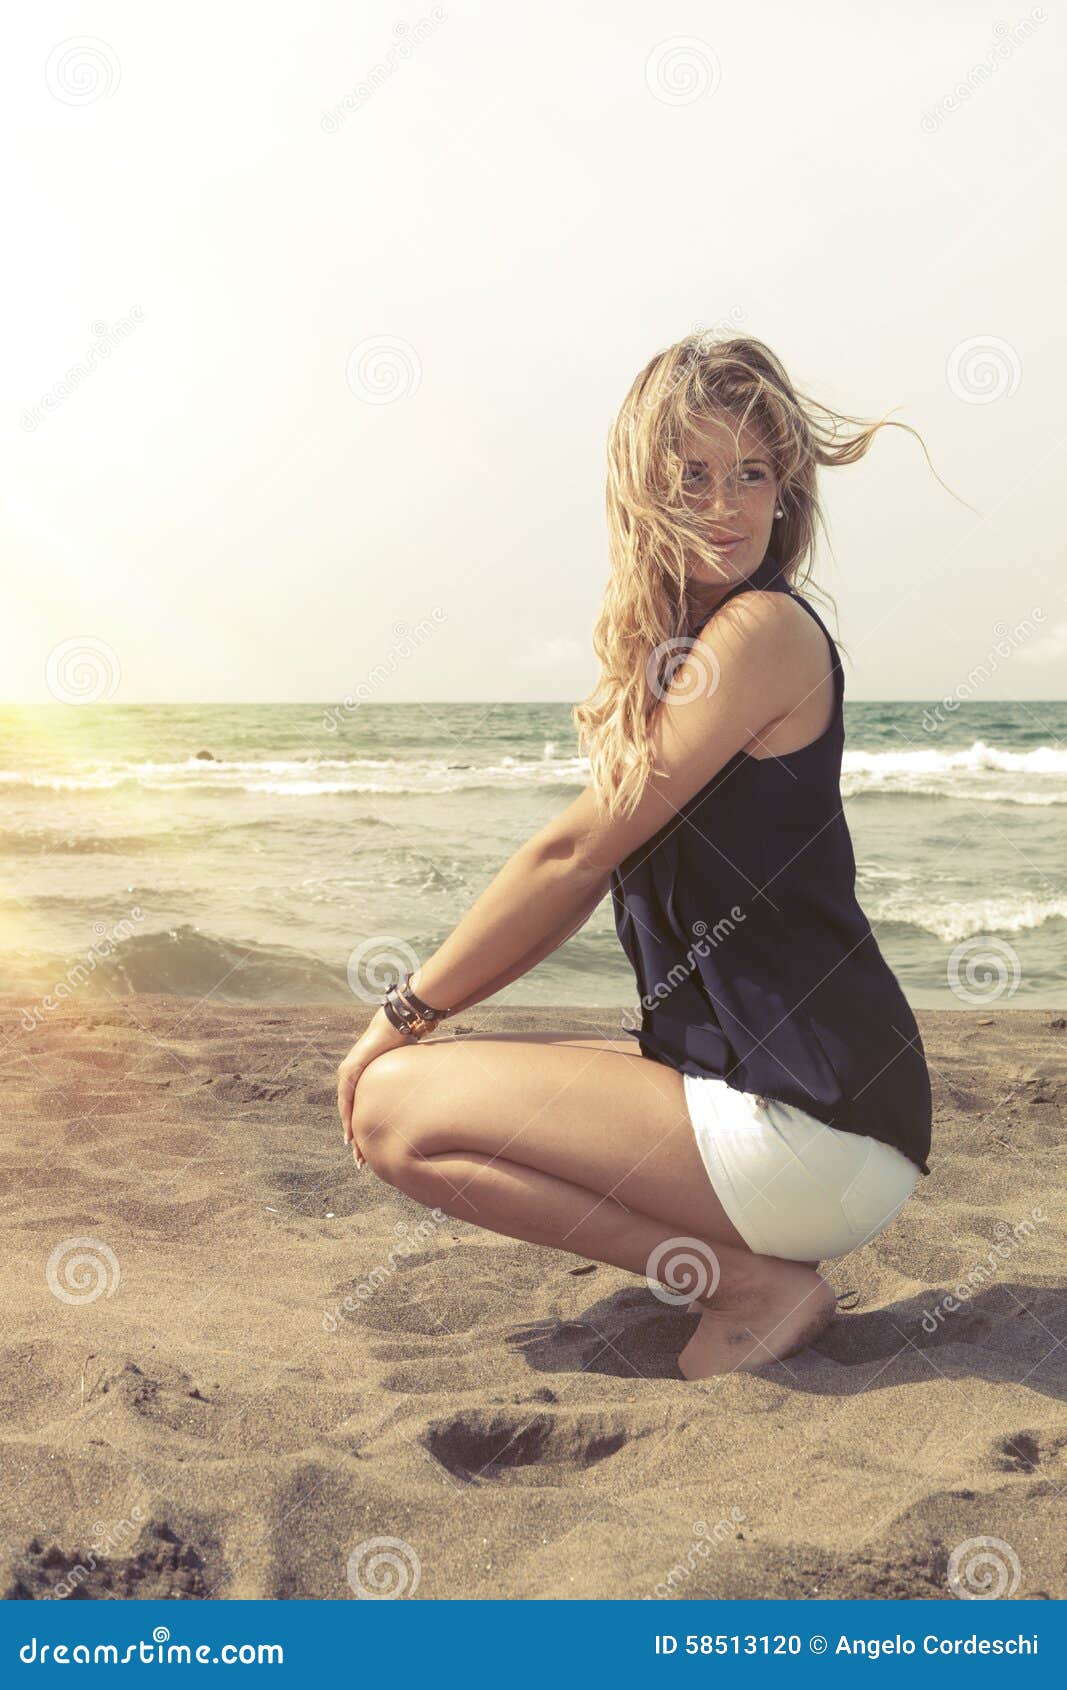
[381,991,417,1037]
[379,972,453,1041]
[381,981,442,1039]
[398,972,452,1021]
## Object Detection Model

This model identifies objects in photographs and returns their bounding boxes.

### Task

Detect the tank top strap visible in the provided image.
[782,587,845,708]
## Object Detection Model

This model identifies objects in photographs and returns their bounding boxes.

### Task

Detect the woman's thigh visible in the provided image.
[352,1031,751,1249]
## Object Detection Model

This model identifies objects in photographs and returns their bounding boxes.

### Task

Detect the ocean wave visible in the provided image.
[2,925,352,1004]
[844,741,1067,776]
[869,894,1067,944]
[841,739,1067,804]
[0,828,178,855]
[2,739,1066,801]
[0,748,590,797]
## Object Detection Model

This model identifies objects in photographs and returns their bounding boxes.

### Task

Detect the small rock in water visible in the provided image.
[194,749,216,761]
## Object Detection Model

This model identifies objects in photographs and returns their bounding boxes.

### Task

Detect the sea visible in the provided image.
[2,700,1065,1013]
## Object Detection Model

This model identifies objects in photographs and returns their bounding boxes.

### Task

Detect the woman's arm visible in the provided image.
[417,869,611,1016]
[340,591,825,1147]
[406,590,824,1014]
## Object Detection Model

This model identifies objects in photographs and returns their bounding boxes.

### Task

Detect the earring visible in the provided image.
[774,506,784,519]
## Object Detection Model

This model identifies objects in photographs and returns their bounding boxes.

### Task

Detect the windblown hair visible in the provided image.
[573,333,946,820]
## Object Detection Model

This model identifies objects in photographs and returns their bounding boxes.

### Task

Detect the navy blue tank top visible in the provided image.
[610,546,932,1176]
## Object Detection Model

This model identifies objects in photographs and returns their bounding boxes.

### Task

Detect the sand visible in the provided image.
[0,997,1064,1602]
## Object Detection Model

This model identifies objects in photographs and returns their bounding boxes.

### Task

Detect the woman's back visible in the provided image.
[610,549,933,1178]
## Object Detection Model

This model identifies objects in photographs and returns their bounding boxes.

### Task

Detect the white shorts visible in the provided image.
[682,1072,920,1261]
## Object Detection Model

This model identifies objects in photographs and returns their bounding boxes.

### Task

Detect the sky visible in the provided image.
[3,0,1065,704]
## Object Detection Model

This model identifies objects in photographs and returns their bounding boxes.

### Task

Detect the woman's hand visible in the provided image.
[337,1007,413,1165]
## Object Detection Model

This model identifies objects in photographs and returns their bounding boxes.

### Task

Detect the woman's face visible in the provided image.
[678,413,780,604]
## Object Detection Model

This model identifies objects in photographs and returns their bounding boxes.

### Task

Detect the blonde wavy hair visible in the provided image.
[573,333,954,820]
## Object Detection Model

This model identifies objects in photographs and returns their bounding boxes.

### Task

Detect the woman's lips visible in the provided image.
[710,536,745,550]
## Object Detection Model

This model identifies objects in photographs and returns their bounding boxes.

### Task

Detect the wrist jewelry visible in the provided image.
[381,972,453,1040]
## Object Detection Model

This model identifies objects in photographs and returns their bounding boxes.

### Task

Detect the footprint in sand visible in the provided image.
[421,1406,646,1485]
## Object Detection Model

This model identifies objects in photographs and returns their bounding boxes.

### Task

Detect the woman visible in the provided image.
[336,334,933,1381]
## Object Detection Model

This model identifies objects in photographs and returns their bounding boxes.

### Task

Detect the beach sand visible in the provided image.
[1,997,1064,1601]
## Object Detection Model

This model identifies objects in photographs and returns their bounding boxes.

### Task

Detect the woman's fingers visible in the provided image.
[337,1062,361,1143]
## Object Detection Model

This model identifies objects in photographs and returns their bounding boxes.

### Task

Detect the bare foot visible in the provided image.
[677,1261,837,1379]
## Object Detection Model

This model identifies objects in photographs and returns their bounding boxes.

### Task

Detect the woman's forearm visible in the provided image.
[415,869,610,1015]
[404,840,610,1016]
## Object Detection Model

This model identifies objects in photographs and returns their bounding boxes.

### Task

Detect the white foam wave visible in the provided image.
[3,739,1065,801]
[844,740,1067,777]
[868,893,1067,943]
[0,752,590,797]
[841,739,1067,804]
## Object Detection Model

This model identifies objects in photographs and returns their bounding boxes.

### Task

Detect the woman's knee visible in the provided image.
[352,1047,429,1183]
